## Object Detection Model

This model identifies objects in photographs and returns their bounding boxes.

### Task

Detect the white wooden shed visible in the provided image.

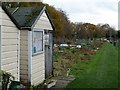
[0,2,55,86]
[0,3,20,81]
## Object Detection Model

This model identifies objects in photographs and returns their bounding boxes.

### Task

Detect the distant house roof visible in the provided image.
[2,2,55,31]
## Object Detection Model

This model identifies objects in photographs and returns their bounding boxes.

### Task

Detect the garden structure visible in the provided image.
[0,2,55,86]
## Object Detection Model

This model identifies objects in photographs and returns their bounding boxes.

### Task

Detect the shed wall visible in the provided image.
[0,7,19,81]
[32,54,45,85]
[34,11,53,30]
[31,11,53,85]
[20,30,29,82]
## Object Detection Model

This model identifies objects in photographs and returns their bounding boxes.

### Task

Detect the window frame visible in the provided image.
[32,29,44,56]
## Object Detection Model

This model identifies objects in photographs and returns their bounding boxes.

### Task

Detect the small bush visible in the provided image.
[0,70,14,90]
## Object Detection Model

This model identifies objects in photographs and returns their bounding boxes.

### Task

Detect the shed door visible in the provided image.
[44,32,53,78]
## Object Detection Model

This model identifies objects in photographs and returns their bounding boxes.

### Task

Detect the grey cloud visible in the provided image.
[43,0,118,29]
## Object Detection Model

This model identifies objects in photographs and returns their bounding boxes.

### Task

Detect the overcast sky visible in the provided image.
[43,0,119,30]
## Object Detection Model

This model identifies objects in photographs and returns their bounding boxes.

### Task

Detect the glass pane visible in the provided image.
[33,31,43,54]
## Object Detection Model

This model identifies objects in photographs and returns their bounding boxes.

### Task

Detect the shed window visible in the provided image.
[33,30,43,55]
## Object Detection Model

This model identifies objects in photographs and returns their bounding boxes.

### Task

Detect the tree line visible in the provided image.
[45,2,120,44]
[3,2,120,44]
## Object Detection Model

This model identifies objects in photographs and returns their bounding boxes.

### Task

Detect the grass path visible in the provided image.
[66,43,118,88]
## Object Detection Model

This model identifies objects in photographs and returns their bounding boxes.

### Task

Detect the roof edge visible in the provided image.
[2,3,22,30]
[31,6,46,30]
[2,2,31,30]
[45,10,56,31]
[31,6,55,31]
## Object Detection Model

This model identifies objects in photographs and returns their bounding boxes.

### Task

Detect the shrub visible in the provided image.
[0,70,14,90]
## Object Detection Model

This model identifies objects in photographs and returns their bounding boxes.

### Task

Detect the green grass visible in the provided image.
[66,43,118,88]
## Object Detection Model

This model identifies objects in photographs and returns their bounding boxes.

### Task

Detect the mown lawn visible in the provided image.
[66,43,118,88]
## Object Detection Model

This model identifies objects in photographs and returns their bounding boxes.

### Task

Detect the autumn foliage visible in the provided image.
[3,2,119,43]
